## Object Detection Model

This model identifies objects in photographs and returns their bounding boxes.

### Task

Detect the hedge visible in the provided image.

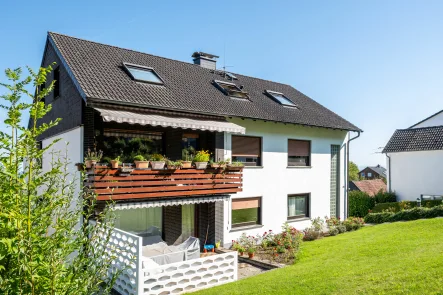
[364,205,443,224]
[371,200,443,213]
[349,191,375,217]
[374,191,396,203]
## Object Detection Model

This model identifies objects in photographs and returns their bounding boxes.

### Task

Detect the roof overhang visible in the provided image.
[94,107,246,134]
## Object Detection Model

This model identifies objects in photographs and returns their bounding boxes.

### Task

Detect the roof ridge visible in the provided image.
[48,32,294,88]
[396,125,443,132]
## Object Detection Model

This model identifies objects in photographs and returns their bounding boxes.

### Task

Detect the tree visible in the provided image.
[349,161,360,181]
[0,66,128,294]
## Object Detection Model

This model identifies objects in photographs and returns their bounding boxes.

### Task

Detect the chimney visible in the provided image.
[192,52,219,70]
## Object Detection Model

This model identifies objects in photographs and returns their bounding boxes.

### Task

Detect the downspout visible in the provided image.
[345,131,361,219]
[386,153,391,192]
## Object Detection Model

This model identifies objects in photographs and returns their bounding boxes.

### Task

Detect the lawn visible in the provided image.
[194,218,443,295]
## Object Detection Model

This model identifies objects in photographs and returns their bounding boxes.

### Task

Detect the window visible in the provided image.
[361,172,365,177]
[182,133,199,160]
[288,194,309,220]
[265,90,297,107]
[225,72,237,80]
[367,172,372,178]
[232,197,261,228]
[53,67,60,98]
[113,207,163,236]
[123,63,164,84]
[232,135,261,166]
[213,80,249,99]
[101,128,163,163]
[288,139,310,166]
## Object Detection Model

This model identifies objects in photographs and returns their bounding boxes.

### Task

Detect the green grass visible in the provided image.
[194,219,443,295]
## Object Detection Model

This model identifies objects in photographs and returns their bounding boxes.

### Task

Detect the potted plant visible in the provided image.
[238,245,245,256]
[75,163,85,171]
[84,149,103,169]
[133,155,149,169]
[182,149,193,169]
[210,159,228,169]
[247,247,256,259]
[166,159,182,170]
[215,240,221,249]
[150,154,166,170]
[193,150,210,169]
[110,156,121,169]
[227,160,244,170]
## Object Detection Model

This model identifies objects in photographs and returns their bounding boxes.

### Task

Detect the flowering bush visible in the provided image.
[343,217,365,231]
[325,216,344,236]
[302,217,324,241]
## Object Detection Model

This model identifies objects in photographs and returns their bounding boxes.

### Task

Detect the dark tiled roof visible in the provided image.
[47,32,361,132]
[350,179,386,196]
[365,165,386,177]
[383,126,443,153]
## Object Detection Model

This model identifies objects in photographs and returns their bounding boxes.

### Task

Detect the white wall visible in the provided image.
[222,119,348,244]
[387,150,443,201]
[42,126,84,225]
[412,111,443,128]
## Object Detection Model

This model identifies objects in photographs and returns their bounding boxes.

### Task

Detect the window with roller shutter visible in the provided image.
[231,197,261,228]
[231,135,261,166]
[288,139,311,166]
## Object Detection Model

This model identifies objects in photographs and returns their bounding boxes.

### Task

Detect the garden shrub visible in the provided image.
[343,217,365,231]
[364,205,443,224]
[303,217,324,241]
[325,217,344,236]
[349,191,375,217]
[374,190,396,203]
[371,200,443,213]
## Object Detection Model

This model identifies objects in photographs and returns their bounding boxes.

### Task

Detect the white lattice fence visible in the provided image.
[141,252,238,295]
[107,228,143,295]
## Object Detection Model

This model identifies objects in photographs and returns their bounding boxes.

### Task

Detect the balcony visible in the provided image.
[86,166,243,201]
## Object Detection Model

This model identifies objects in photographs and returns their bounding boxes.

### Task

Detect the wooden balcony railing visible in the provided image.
[86,166,243,201]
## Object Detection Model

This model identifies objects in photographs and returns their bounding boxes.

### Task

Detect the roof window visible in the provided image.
[213,80,249,99]
[265,90,297,107]
[123,63,164,84]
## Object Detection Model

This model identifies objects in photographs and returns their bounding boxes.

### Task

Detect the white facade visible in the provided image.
[411,111,443,128]
[387,150,443,201]
[42,126,84,223]
[223,118,348,243]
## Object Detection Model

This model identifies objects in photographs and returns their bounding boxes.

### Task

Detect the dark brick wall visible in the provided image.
[198,203,216,248]
[163,205,182,245]
[37,42,84,140]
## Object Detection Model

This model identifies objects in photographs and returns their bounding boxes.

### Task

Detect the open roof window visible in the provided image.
[213,80,249,99]
[265,90,297,107]
[123,62,164,84]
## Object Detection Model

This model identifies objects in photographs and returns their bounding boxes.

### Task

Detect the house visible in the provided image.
[36,32,361,294]
[349,179,387,196]
[383,110,443,201]
[358,164,386,180]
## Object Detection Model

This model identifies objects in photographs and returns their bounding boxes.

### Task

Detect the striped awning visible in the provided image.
[95,108,245,134]
[113,195,230,210]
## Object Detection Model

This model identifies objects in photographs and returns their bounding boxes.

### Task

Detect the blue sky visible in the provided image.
[1,0,442,168]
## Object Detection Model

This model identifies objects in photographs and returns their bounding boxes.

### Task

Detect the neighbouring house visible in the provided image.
[358,164,387,180]
[349,179,387,196]
[36,32,361,295]
[383,110,443,202]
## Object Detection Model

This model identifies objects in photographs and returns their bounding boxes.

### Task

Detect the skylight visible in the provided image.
[213,80,249,99]
[123,63,164,84]
[225,72,237,80]
[265,90,297,107]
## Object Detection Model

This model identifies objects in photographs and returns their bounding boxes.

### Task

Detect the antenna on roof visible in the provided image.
[217,42,235,79]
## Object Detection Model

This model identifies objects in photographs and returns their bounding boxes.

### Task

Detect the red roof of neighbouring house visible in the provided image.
[351,179,387,196]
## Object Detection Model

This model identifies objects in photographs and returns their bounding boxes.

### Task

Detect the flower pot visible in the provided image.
[194,162,208,169]
[150,161,165,170]
[181,161,192,168]
[211,163,226,169]
[85,160,97,169]
[75,163,85,171]
[167,164,181,170]
[110,160,119,169]
[227,165,243,171]
[248,253,254,259]
[239,252,244,256]
[134,161,150,169]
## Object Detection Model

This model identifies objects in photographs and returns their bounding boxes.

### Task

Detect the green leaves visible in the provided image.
[0,65,128,294]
